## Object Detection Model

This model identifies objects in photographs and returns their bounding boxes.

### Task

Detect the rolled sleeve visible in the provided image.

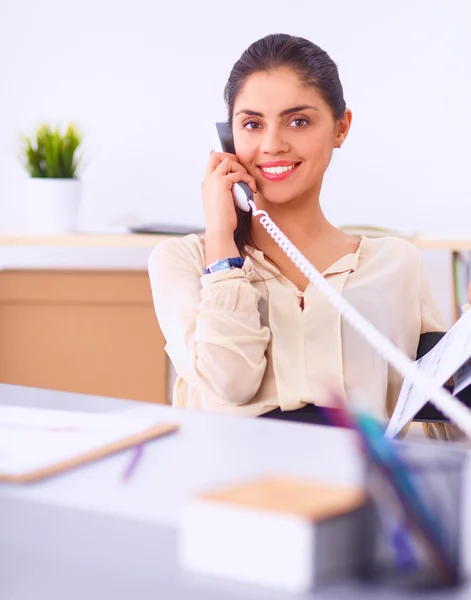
[149,239,270,407]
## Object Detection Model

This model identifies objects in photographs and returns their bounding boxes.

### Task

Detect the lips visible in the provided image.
[258,162,301,181]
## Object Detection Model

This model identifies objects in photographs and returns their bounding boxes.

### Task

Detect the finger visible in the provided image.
[213,157,252,177]
[205,151,237,177]
[224,161,248,175]
[214,160,257,193]
[213,157,238,177]
[221,162,257,192]
[217,151,238,161]
[204,152,222,177]
[225,171,257,193]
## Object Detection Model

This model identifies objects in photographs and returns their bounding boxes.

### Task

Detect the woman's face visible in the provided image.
[232,67,351,206]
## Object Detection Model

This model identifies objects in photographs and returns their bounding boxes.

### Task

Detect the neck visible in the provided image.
[250,186,337,253]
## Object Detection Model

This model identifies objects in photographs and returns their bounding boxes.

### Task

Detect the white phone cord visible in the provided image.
[248,200,471,437]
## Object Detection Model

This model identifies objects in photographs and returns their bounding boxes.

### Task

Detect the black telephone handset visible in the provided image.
[215,122,253,212]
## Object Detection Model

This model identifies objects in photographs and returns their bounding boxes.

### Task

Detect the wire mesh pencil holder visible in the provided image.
[363,440,467,589]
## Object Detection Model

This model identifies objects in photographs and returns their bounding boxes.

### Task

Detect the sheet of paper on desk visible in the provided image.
[0,406,174,478]
[386,308,471,438]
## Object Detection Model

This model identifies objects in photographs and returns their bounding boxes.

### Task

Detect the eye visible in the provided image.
[243,120,261,130]
[289,118,309,128]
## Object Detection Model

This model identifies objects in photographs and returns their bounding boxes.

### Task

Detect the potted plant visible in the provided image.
[20,123,83,234]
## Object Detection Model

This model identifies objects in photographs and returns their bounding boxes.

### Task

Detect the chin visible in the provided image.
[259,188,301,207]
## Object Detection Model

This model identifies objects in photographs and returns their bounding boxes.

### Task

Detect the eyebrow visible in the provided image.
[234,105,320,118]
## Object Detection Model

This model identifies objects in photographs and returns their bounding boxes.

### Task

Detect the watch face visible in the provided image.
[211,259,229,272]
[220,259,230,270]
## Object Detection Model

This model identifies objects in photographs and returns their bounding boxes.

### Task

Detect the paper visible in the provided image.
[454,358,471,396]
[0,405,171,478]
[386,308,471,438]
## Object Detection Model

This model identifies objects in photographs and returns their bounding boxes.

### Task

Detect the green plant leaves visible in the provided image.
[20,123,83,178]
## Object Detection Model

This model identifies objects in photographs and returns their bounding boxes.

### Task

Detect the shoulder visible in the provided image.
[148,233,206,275]
[360,235,420,267]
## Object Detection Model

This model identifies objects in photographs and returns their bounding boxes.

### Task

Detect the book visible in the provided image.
[179,476,371,593]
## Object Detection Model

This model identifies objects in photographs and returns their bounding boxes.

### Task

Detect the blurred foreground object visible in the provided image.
[180,476,371,594]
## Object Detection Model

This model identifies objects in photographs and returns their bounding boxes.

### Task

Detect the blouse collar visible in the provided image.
[245,235,365,278]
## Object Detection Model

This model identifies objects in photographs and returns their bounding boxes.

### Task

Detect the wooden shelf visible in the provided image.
[0,233,469,252]
[410,237,471,252]
[0,233,175,247]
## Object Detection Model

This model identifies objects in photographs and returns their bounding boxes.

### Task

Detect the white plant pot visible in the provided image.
[23,178,81,234]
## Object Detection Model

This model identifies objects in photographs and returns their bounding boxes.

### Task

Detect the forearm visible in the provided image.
[177,267,269,404]
[205,230,240,266]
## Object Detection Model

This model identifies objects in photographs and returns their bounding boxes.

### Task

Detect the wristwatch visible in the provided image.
[204,256,244,275]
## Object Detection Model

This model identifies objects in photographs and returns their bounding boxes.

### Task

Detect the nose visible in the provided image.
[260,127,289,155]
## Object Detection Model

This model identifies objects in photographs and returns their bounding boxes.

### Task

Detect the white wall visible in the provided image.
[1,0,469,321]
[2,0,471,233]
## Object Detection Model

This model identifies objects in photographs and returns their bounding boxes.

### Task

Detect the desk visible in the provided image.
[1,384,471,599]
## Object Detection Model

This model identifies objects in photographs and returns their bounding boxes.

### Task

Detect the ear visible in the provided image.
[335,109,352,149]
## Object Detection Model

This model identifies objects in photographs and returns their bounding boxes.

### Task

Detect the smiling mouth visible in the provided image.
[258,162,301,181]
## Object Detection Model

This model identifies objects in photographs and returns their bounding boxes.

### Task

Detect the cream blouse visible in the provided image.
[149,233,459,438]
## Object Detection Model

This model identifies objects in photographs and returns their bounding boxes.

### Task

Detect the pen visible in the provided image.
[122,444,143,482]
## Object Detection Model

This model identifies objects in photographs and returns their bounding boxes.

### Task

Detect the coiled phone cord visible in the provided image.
[248,200,471,437]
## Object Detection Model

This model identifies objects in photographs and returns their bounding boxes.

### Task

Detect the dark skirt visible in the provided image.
[258,404,343,426]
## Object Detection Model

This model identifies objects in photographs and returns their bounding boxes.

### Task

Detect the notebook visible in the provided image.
[0,405,178,483]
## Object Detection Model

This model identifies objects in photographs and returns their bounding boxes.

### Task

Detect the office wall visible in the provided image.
[1,0,470,233]
[0,0,469,322]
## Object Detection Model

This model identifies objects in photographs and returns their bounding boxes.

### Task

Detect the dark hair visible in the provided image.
[224,33,346,256]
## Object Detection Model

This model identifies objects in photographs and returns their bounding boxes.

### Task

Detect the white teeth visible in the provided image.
[261,164,295,174]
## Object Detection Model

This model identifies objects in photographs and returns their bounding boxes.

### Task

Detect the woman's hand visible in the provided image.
[201,151,256,236]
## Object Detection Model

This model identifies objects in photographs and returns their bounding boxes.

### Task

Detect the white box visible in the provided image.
[179,476,371,594]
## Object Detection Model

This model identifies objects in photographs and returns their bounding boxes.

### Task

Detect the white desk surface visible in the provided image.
[2,385,471,600]
[0,384,364,527]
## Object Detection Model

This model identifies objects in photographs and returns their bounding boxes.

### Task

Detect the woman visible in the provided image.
[149,33,470,439]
